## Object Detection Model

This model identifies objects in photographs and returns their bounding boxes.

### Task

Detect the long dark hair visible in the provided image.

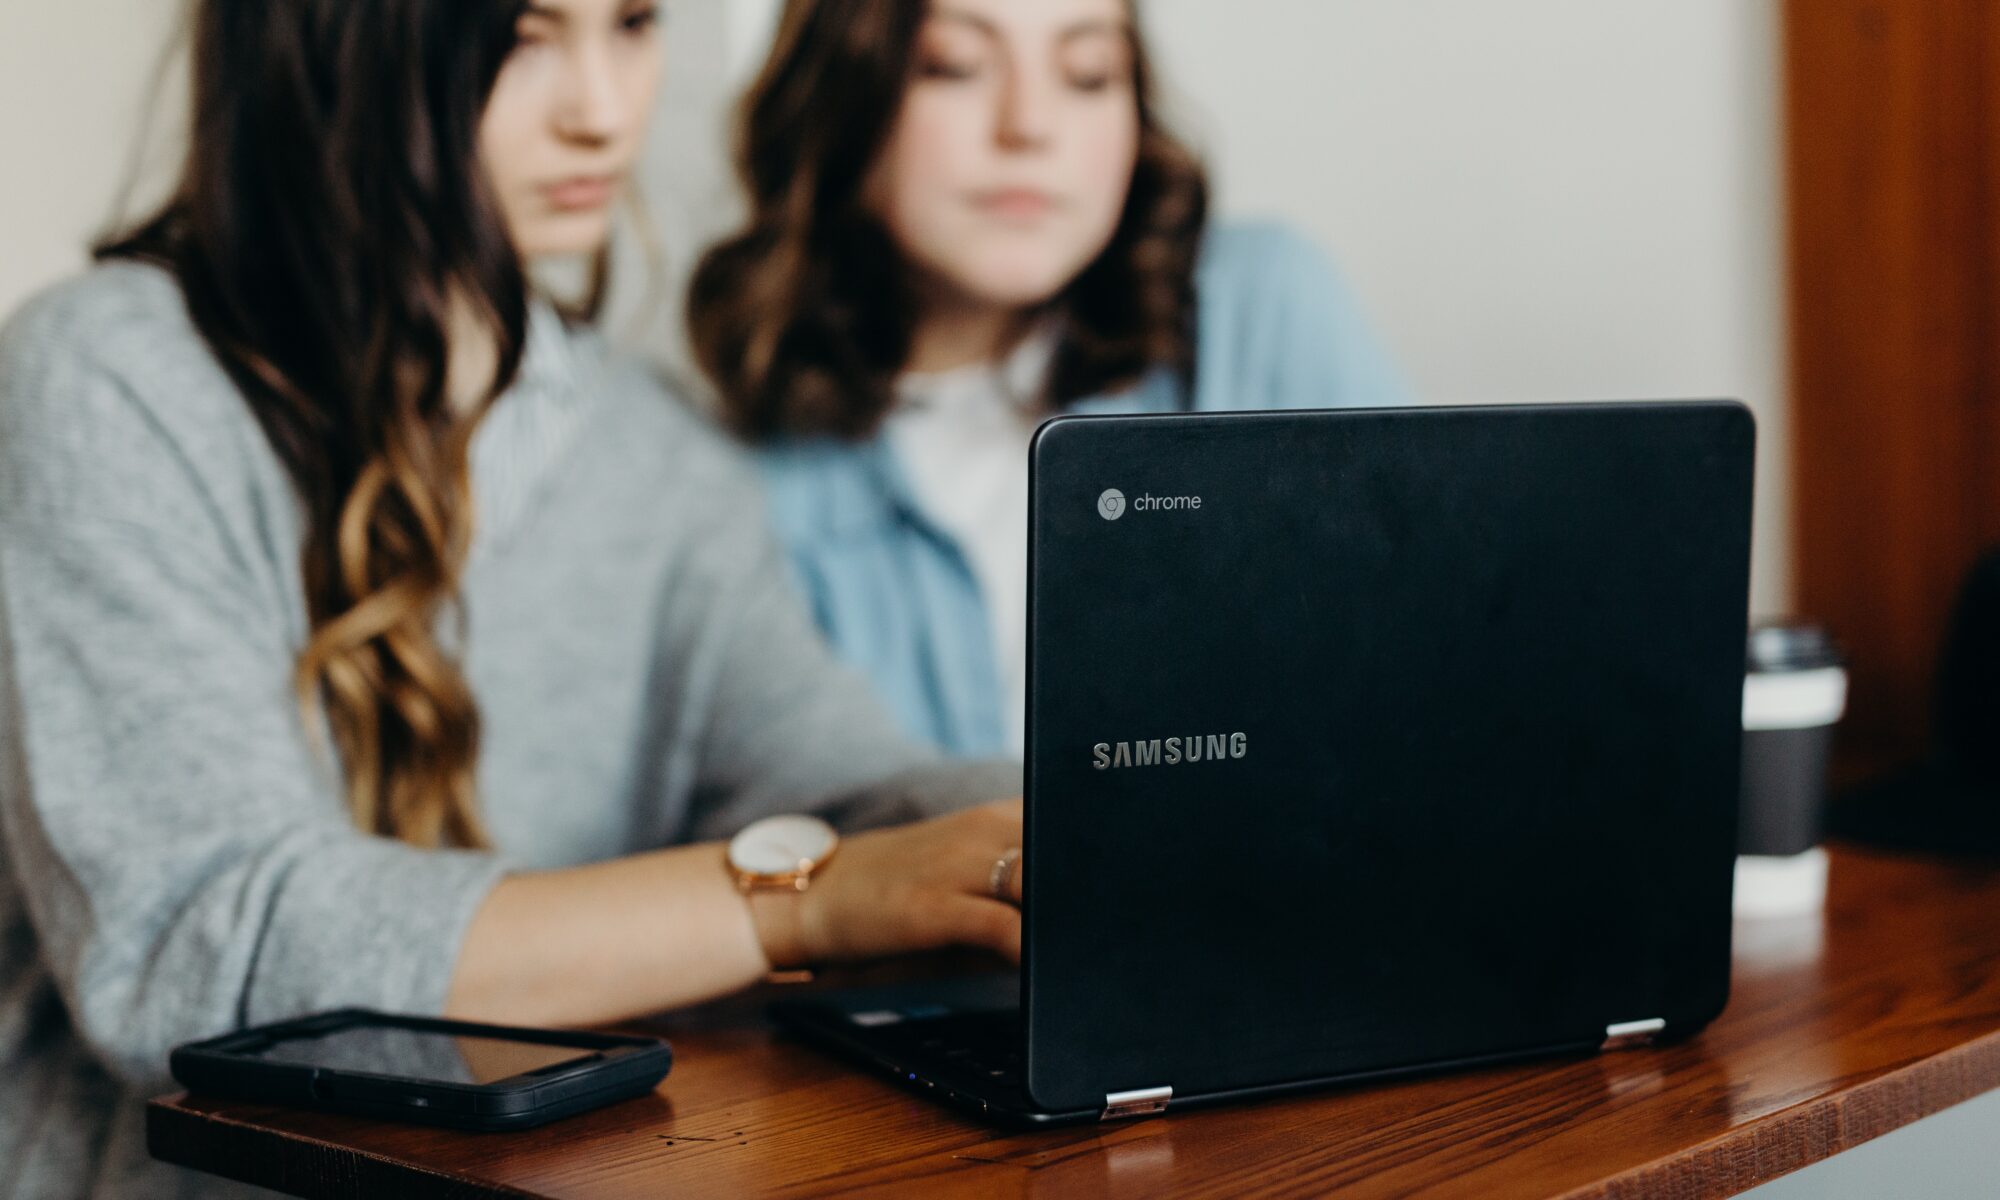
[687,0,1209,441]
[98,0,538,849]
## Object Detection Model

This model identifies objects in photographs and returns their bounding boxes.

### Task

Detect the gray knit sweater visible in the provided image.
[0,263,1018,1199]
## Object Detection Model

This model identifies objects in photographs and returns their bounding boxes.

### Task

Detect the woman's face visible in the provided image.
[480,0,665,260]
[868,0,1142,314]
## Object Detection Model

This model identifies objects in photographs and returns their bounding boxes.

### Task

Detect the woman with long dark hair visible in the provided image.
[688,0,1407,757]
[0,3,1023,1195]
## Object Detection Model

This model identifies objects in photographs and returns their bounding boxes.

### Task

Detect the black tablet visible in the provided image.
[170,1008,673,1131]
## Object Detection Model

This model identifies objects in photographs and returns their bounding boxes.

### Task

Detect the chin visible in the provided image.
[945,258,1087,311]
[513,211,615,261]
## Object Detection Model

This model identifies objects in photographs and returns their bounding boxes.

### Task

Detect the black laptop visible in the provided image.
[774,402,1756,1126]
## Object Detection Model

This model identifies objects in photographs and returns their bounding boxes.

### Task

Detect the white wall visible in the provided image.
[1138,0,1788,614]
[0,0,187,317]
[0,0,1789,614]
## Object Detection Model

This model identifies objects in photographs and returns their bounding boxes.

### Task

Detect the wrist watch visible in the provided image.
[727,815,839,976]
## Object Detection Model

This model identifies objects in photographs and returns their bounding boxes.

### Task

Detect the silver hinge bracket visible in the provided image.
[1600,1017,1666,1051]
[1101,1085,1173,1120]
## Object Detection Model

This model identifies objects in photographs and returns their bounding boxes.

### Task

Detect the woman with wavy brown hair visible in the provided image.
[689,0,1407,758]
[0,3,1028,1196]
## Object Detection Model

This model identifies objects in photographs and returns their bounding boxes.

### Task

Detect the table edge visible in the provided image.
[1556,1025,2000,1200]
[146,1098,542,1200]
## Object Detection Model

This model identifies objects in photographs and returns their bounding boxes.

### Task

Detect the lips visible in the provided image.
[971,188,1060,221]
[541,175,619,212]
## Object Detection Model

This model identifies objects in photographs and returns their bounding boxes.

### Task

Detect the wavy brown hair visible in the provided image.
[98,0,553,849]
[687,0,1209,441]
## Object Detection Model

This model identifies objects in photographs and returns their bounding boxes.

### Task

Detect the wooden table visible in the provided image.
[149,845,2000,1198]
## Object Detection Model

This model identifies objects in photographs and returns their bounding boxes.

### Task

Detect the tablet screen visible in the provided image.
[253,1024,597,1084]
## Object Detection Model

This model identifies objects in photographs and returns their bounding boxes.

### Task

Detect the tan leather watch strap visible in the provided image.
[742,880,814,983]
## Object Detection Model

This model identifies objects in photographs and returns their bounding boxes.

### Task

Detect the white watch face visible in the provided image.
[729,815,838,878]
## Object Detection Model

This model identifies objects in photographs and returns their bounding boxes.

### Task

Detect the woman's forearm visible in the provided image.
[444,799,1027,1029]
[444,842,769,1027]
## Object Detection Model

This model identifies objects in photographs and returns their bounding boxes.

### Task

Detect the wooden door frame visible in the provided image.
[1785,0,2000,781]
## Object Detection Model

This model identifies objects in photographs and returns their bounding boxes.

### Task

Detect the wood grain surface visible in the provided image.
[150,846,2000,1198]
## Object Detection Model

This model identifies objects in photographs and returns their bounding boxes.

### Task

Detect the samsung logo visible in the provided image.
[1092,732,1248,770]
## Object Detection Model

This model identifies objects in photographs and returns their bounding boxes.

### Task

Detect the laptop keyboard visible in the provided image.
[870,1009,1025,1090]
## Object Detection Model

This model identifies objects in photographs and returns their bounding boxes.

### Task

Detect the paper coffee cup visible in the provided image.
[1734,625,1846,918]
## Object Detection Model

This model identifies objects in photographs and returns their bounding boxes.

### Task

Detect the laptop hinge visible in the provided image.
[1600,1017,1666,1051]
[1101,1086,1172,1121]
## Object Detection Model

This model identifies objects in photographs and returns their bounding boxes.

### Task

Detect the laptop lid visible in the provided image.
[1022,402,1754,1114]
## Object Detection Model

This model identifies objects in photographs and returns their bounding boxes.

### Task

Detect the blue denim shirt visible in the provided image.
[756,221,1409,756]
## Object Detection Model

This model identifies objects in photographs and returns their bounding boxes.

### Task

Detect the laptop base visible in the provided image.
[772,975,1619,1129]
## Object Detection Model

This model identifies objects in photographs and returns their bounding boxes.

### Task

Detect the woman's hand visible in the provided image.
[762,798,1024,968]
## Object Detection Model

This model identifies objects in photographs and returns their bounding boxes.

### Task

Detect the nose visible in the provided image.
[553,43,629,145]
[995,60,1056,152]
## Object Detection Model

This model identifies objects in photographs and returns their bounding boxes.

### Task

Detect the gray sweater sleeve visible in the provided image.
[0,275,1021,1097]
[656,429,1022,842]
[0,292,507,1087]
